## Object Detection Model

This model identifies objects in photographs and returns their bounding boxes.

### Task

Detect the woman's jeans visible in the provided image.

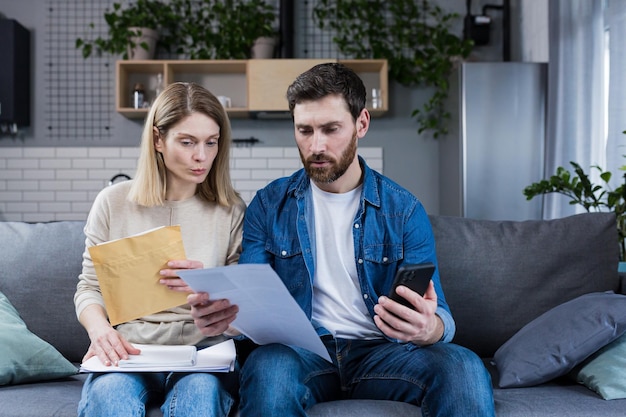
[239,337,495,417]
[78,371,236,417]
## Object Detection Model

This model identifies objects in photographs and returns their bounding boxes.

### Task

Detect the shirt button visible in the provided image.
[354,224,360,229]
[363,294,369,299]
[281,250,287,256]
[358,258,364,264]
[382,256,388,263]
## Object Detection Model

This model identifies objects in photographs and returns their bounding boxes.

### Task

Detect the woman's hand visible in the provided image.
[159,259,204,293]
[83,323,140,367]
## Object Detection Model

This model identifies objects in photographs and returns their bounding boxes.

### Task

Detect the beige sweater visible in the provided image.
[74,180,246,346]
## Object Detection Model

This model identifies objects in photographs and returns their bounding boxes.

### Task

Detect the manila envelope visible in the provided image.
[89,225,188,326]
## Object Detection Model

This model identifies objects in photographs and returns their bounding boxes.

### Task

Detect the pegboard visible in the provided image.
[40,0,345,143]
[295,1,344,59]
[44,0,115,141]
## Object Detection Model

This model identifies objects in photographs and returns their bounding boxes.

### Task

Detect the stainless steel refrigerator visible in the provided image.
[439,62,547,221]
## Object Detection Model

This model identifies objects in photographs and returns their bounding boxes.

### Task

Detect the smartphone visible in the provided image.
[388,263,435,309]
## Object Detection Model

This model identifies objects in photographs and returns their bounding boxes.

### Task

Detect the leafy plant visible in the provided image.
[313,0,473,138]
[75,0,179,59]
[76,0,277,60]
[523,161,626,261]
[172,0,277,59]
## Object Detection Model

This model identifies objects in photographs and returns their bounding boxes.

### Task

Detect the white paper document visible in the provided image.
[178,264,331,362]
[79,339,236,373]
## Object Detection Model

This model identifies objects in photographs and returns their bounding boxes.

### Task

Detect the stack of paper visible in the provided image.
[79,339,236,373]
[118,344,197,368]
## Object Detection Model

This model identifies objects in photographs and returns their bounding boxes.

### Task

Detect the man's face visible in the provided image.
[293,94,364,188]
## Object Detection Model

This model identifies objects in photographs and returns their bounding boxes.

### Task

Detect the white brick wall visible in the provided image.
[0,147,383,222]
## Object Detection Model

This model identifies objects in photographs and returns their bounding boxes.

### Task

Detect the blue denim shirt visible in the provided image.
[240,156,455,344]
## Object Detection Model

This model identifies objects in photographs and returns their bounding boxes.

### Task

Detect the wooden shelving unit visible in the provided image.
[116,59,388,119]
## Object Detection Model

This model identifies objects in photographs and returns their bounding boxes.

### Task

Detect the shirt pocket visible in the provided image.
[265,238,308,293]
[363,243,403,265]
[363,243,404,296]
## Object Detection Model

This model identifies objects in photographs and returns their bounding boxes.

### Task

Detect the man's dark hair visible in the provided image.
[286,63,367,121]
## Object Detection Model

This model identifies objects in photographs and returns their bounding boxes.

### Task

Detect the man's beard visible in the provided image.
[300,132,358,184]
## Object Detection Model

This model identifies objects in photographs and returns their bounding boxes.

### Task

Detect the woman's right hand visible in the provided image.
[83,325,140,366]
[79,304,140,366]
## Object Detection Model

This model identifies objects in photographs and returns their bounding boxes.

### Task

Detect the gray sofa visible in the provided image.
[1,212,625,416]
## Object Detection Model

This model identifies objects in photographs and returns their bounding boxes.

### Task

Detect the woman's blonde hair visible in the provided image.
[128,82,239,207]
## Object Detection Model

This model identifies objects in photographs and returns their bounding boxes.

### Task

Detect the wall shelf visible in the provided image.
[116,59,388,119]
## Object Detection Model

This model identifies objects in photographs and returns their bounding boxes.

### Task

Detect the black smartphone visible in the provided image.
[388,263,435,309]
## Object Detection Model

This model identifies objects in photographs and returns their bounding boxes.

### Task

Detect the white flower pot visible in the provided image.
[251,36,276,59]
[127,27,158,60]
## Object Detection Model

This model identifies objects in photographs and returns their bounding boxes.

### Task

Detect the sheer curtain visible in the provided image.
[543,0,605,219]
[606,0,626,189]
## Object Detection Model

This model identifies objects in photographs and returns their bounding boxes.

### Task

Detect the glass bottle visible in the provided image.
[132,83,145,109]
[153,73,164,103]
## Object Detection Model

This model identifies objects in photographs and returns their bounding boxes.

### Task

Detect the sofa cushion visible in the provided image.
[0,290,77,385]
[570,332,626,400]
[430,212,620,358]
[0,221,90,362]
[493,291,626,388]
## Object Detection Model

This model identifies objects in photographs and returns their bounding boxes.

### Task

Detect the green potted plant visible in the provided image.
[313,0,473,138]
[172,0,277,59]
[75,0,178,59]
[523,161,626,262]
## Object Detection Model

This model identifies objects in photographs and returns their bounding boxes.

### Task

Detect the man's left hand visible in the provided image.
[373,281,444,345]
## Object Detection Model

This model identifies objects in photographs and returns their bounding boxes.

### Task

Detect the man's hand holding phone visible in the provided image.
[388,263,435,307]
[374,263,443,345]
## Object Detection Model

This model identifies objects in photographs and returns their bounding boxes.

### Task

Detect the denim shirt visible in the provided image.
[240,156,455,344]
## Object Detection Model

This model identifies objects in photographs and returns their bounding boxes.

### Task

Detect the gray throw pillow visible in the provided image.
[493,292,626,388]
[0,291,77,385]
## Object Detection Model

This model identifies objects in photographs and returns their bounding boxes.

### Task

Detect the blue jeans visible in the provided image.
[78,371,236,417]
[239,338,495,417]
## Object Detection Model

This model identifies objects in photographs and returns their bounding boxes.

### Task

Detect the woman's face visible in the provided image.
[154,112,220,200]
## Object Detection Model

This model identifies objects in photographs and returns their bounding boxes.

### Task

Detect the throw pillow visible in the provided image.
[0,291,77,385]
[570,333,626,400]
[493,292,626,388]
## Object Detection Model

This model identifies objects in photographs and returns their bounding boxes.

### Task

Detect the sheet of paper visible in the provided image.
[79,339,236,373]
[88,225,188,326]
[178,264,331,362]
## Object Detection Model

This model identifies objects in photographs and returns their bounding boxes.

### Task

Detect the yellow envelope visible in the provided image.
[89,225,188,326]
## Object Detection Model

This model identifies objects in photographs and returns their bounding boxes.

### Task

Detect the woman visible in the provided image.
[74,82,245,417]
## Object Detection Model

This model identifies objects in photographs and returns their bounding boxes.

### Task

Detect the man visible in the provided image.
[188,63,495,416]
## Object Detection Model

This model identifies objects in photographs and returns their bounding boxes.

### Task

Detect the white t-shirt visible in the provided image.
[310,181,383,339]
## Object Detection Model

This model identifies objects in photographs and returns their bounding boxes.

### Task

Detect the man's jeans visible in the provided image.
[78,371,236,417]
[239,337,495,417]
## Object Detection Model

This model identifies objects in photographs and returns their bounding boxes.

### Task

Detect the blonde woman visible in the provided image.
[75,82,245,417]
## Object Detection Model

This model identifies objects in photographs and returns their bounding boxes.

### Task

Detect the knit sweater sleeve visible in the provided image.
[73,184,116,321]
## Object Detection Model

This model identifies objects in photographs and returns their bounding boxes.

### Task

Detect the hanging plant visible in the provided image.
[313,0,473,138]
